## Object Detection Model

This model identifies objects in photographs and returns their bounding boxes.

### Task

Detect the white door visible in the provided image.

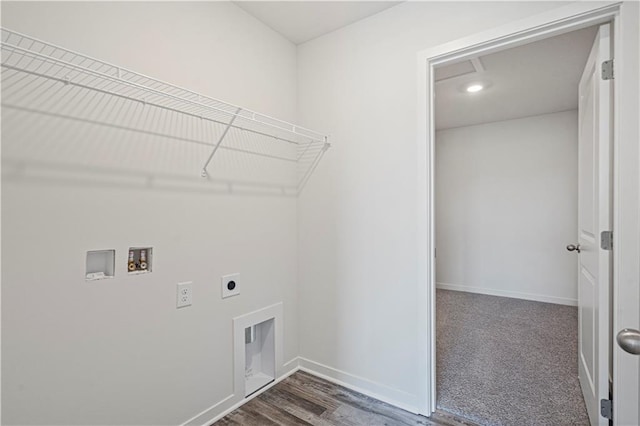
[576,23,612,426]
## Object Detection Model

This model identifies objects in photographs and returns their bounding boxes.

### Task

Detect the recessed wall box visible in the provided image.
[244,319,275,396]
[86,250,115,281]
[233,304,283,399]
[127,247,153,274]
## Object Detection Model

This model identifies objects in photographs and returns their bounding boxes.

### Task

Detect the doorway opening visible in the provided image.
[417,4,623,425]
[433,26,599,425]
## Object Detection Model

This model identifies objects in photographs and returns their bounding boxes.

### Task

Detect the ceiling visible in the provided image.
[234,1,402,45]
[435,26,599,130]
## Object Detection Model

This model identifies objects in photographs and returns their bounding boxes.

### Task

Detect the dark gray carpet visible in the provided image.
[436,290,589,426]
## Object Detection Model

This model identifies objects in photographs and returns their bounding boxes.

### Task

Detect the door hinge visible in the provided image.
[601,231,613,250]
[602,60,614,80]
[601,398,613,420]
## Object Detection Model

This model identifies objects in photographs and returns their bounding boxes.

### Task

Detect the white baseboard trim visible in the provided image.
[297,357,422,415]
[436,282,577,306]
[282,356,301,373]
[180,394,235,426]
[182,357,301,426]
[182,356,424,425]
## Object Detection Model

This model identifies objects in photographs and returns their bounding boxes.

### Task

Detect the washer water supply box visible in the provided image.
[127,247,153,274]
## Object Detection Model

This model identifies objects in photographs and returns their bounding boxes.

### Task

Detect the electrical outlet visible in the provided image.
[177,282,193,308]
[221,273,240,299]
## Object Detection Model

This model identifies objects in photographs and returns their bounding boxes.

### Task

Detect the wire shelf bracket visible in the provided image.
[201,107,242,178]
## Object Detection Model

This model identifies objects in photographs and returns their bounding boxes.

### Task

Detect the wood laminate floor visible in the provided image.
[215,371,477,426]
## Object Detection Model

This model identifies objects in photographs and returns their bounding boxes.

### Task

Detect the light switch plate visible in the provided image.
[177,282,193,308]
[221,273,240,299]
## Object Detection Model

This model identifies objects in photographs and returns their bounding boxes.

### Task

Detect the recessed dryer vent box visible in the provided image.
[127,247,153,274]
[233,303,282,399]
[244,318,275,396]
[86,250,115,281]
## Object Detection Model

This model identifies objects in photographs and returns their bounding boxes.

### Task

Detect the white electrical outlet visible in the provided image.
[177,282,193,308]
[221,273,240,299]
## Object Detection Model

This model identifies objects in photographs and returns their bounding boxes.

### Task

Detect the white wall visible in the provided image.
[296,1,572,412]
[435,111,578,305]
[1,2,298,425]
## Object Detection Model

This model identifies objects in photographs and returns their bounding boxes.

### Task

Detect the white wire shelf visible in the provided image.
[0,28,330,194]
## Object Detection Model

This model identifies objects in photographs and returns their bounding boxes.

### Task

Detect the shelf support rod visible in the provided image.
[297,137,330,194]
[201,107,242,177]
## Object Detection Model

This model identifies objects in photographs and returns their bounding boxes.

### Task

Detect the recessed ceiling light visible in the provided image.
[466,84,484,93]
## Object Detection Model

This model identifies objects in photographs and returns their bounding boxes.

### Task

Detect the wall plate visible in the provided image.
[177,282,193,308]
[222,273,240,299]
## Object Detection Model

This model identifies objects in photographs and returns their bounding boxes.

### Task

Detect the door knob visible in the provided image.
[617,328,640,355]
[566,244,581,253]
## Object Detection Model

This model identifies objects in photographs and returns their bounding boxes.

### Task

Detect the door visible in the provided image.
[576,23,612,426]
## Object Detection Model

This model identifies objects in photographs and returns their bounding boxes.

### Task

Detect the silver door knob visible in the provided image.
[617,328,640,355]
[566,244,581,253]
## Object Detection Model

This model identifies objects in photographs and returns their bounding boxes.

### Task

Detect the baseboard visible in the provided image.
[181,357,301,426]
[436,282,577,306]
[182,356,425,425]
[180,394,236,426]
[282,356,301,373]
[297,357,422,415]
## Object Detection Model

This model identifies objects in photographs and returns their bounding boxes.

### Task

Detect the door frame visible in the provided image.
[416,1,638,422]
